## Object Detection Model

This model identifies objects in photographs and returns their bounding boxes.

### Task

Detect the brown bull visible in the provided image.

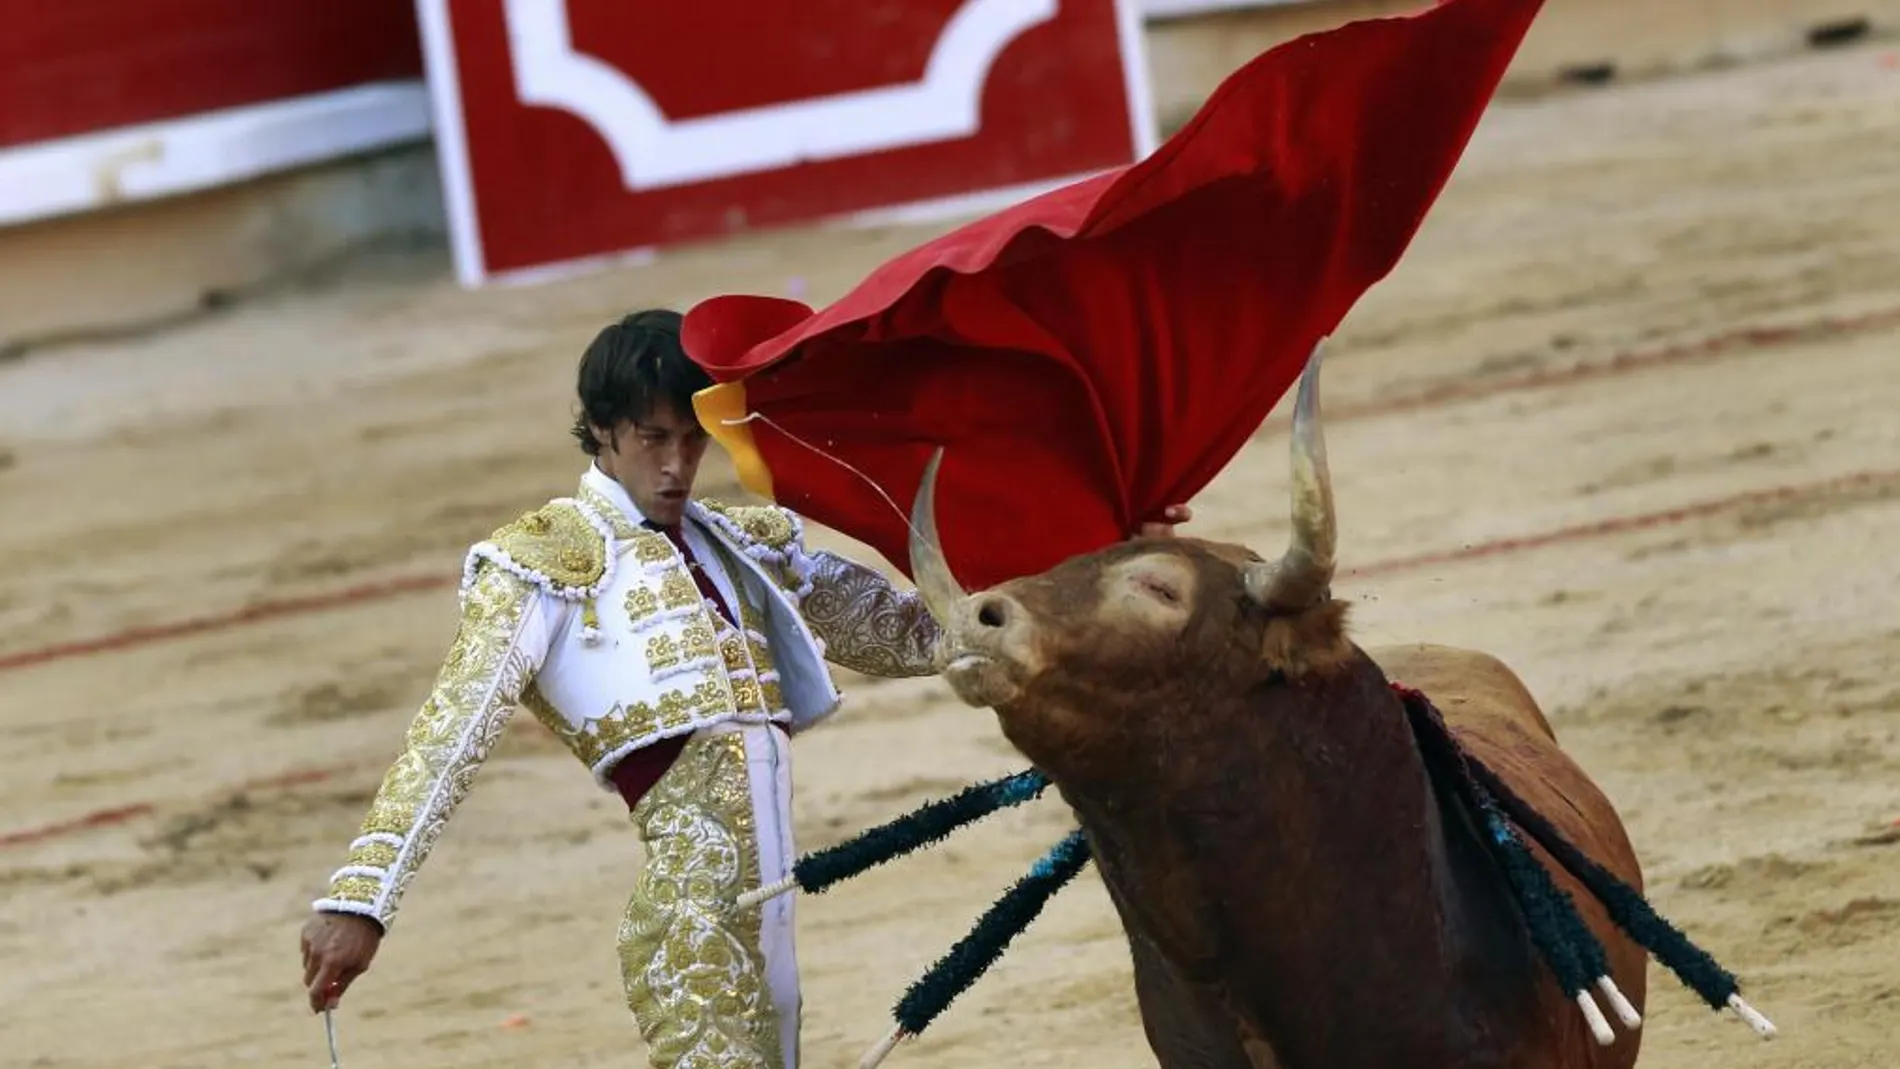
[904,346,1651,1068]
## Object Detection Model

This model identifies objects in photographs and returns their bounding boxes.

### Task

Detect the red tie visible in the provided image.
[609,520,732,809]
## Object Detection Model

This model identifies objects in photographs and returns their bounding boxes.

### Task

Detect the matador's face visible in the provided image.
[594,401,711,528]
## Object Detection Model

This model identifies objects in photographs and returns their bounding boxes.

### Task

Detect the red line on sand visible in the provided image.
[0,574,450,673]
[6,467,1893,853]
[1349,468,1900,579]
[0,762,379,849]
[0,803,157,847]
[1276,304,1900,428]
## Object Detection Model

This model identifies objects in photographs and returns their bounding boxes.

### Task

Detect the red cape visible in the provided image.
[685,0,1544,592]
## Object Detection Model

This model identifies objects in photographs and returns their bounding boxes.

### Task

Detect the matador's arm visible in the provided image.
[310,562,555,931]
[797,548,942,679]
[693,499,943,680]
[792,508,1190,677]
[309,497,616,931]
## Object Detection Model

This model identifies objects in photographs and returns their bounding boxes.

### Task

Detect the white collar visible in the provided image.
[580,463,723,543]
[581,462,649,529]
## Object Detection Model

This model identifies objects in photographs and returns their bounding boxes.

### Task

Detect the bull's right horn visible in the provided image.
[908,447,969,631]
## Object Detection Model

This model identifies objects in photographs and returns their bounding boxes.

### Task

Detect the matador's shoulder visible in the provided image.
[696,498,805,552]
[461,496,617,602]
[695,498,817,600]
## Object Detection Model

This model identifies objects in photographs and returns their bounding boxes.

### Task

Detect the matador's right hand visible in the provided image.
[301,912,384,1013]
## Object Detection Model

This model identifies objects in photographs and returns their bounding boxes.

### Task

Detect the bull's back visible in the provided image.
[1369,642,1648,1069]
[1367,641,1643,890]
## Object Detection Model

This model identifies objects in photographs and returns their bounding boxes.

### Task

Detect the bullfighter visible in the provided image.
[297,308,1184,1069]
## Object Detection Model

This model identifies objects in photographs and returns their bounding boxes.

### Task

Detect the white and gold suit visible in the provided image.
[312,465,939,1069]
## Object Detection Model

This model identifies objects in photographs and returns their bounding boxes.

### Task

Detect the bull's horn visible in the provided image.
[1250,340,1337,609]
[908,447,969,629]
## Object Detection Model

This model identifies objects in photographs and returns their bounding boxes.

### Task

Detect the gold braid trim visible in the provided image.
[620,731,783,1069]
[313,564,539,929]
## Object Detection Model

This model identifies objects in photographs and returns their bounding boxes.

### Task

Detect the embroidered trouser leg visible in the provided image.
[620,722,800,1069]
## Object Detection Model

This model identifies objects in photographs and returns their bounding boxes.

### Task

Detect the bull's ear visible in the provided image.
[1251,588,1354,677]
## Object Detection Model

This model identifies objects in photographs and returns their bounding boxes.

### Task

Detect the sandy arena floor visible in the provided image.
[3,37,1899,1069]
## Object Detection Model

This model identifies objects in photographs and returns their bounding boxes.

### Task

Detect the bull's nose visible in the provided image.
[973,594,1016,630]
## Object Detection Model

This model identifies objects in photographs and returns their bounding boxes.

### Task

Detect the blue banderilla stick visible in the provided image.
[858,828,1094,1068]
[736,768,1049,909]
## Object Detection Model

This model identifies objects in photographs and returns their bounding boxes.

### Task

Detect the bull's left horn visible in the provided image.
[908,447,969,630]
[1251,340,1338,610]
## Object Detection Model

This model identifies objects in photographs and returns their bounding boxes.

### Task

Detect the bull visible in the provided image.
[903,344,1675,1068]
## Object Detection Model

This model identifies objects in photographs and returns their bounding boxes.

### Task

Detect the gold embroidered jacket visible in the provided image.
[312,474,940,930]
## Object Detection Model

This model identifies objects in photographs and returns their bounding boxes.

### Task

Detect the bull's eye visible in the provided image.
[1135,575,1180,604]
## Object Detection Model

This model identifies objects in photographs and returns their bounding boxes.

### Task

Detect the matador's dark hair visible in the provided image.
[569,308,714,456]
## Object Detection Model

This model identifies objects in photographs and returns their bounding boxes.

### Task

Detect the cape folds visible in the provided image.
[684,0,1545,592]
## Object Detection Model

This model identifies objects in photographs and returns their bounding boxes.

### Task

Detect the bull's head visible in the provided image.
[909,344,1349,774]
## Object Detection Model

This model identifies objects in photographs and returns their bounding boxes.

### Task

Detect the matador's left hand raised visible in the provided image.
[1134,504,1193,539]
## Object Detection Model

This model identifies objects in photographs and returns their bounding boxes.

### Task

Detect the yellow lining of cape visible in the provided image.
[694,380,776,500]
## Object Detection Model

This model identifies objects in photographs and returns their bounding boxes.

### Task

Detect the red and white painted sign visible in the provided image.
[416,0,1157,286]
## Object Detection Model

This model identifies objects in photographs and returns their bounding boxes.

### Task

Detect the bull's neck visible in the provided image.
[1062,653,1542,1067]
